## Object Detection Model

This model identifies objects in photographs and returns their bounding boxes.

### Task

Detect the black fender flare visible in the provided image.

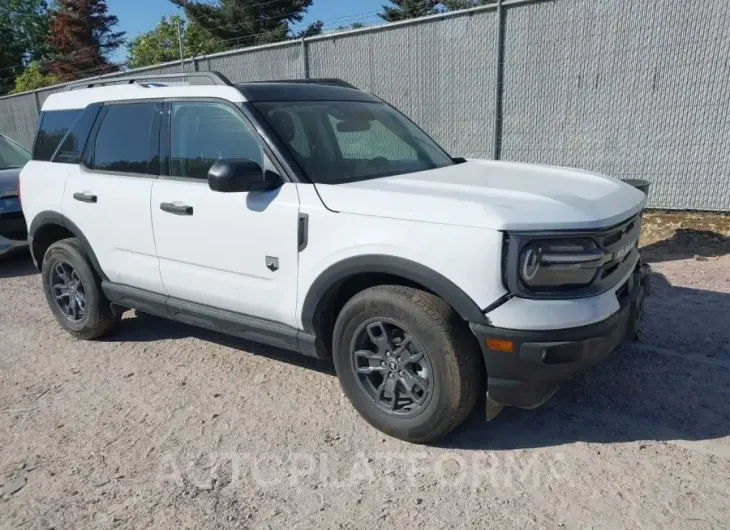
[300,255,489,333]
[28,211,107,279]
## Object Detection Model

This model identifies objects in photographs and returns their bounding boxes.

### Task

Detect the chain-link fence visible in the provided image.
[1,0,727,210]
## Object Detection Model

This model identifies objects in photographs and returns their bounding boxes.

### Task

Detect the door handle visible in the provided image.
[160,202,193,216]
[73,192,97,203]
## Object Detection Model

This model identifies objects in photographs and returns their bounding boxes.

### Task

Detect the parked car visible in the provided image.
[20,72,650,443]
[0,134,31,257]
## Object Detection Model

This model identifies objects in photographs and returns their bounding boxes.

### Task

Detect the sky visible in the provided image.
[108,0,386,63]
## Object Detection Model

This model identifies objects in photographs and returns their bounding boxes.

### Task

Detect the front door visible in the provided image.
[150,100,300,328]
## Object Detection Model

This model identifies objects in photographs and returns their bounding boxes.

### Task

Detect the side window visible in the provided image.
[33,110,80,162]
[327,115,417,161]
[93,103,156,174]
[53,104,101,164]
[170,102,262,180]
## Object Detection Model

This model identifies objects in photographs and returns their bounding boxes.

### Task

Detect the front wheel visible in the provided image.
[332,285,483,443]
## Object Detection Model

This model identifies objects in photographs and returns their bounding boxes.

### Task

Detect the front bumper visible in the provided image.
[470,261,650,409]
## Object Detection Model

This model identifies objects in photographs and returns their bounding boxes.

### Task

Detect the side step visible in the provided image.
[101,281,322,359]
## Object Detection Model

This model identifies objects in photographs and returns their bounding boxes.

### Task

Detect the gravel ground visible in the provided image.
[1,224,729,529]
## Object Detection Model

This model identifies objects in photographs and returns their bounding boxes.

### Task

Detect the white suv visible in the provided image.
[20,72,650,443]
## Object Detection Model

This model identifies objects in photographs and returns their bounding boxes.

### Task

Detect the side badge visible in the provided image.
[266,256,279,272]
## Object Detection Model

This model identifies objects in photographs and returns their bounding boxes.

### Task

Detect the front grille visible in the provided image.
[600,217,637,248]
[594,214,641,286]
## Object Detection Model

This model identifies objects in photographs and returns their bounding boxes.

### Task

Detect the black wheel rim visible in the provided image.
[51,261,87,322]
[350,318,433,417]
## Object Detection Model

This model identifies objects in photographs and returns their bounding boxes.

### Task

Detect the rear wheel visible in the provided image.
[42,238,120,340]
[332,285,482,443]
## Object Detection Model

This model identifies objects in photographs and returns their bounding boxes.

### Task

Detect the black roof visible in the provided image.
[237,82,380,103]
[62,72,378,103]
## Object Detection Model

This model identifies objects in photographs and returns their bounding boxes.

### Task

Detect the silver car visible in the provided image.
[0,134,31,257]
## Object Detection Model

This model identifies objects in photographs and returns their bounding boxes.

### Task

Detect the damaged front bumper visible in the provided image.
[470,260,651,412]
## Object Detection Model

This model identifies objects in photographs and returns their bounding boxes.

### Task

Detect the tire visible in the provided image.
[41,238,120,340]
[332,285,483,443]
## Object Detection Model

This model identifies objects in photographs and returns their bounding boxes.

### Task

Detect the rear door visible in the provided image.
[62,101,166,294]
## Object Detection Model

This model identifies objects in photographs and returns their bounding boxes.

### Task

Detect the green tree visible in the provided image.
[293,20,323,39]
[11,61,58,93]
[170,0,323,47]
[442,0,495,10]
[0,0,52,63]
[378,0,440,22]
[0,0,53,95]
[335,22,366,31]
[127,15,227,69]
[48,0,125,81]
[0,20,24,95]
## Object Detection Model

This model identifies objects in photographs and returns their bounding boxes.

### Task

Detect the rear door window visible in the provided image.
[92,103,157,174]
[33,110,80,162]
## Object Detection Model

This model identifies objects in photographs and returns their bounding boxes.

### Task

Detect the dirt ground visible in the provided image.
[1,212,729,529]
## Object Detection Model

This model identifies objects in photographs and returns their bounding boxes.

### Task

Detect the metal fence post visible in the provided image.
[33,89,41,116]
[301,37,310,79]
[492,0,506,160]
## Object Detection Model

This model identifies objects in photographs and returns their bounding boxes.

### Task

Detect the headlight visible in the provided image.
[517,239,605,290]
[503,215,642,299]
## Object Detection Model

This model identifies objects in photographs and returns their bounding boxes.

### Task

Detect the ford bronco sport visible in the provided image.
[20,72,650,443]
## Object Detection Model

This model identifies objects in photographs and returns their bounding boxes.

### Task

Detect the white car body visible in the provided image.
[19,74,652,436]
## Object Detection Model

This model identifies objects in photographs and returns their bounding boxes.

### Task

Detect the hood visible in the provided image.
[0,168,21,196]
[314,160,647,231]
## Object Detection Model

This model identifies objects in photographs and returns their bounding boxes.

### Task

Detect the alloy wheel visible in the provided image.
[51,261,87,322]
[350,318,434,417]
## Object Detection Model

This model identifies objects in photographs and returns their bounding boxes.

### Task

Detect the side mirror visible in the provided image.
[208,158,279,193]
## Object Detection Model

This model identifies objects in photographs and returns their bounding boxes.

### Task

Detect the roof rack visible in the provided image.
[64,71,234,91]
[246,78,358,90]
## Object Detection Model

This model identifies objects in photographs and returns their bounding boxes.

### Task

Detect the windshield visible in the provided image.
[254,101,454,184]
[0,135,31,170]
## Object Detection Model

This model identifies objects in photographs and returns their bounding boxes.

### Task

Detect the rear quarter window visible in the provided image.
[53,104,102,164]
[33,110,81,162]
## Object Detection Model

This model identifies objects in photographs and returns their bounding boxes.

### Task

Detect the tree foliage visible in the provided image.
[442,0,496,10]
[0,21,23,94]
[0,0,52,63]
[294,20,324,39]
[335,22,367,32]
[0,0,51,94]
[48,0,125,81]
[378,0,440,23]
[11,61,58,93]
[378,0,496,23]
[170,0,322,48]
[127,15,227,69]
